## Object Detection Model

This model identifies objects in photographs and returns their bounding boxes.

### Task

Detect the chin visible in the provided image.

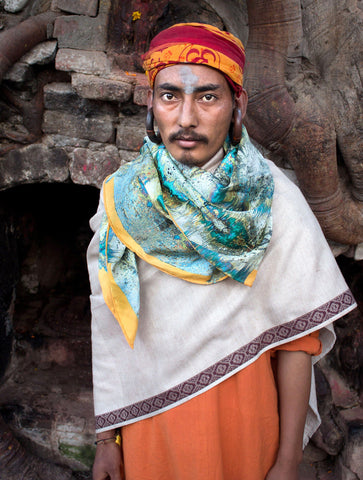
[170,149,205,167]
[169,149,192,165]
[175,155,205,167]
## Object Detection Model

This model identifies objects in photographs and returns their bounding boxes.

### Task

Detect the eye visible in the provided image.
[201,93,217,102]
[161,92,176,101]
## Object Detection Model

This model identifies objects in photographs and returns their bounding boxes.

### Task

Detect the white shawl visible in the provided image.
[87,160,356,446]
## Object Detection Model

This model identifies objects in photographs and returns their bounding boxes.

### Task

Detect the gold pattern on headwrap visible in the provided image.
[142,23,245,90]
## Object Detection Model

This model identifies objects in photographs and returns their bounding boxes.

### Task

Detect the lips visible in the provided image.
[170,131,208,147]
[175,137,200,148]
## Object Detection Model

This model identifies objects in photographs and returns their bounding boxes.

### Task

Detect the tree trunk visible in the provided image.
[0,415,72,480]
[244,0,363,245]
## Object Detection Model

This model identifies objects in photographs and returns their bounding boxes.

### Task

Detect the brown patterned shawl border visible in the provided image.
[96,289,355,429]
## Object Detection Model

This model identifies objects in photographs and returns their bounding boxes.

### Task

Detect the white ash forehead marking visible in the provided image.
[179,66,200,94]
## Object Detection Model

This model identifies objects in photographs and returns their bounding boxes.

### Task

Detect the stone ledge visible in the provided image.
[0,144,69,188]
[71,73,133,103]
[20,41,58,66]
[43,110,115,143]
[69,146,136,188]
[4,41,58,82]
[43,134,90,149]
[3,0,29,13]
[54,0,99,17]
[53,14,108,51]
[44,82,117,117]
[52,0,110,15]
[56,49,113,76]
[70,146,121,188]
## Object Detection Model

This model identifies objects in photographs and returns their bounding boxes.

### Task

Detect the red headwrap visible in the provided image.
[142,23,245,95]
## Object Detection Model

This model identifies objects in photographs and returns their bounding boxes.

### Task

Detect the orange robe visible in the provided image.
[121,333,322,480]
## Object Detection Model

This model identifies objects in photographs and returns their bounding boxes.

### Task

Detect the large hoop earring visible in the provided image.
[230,107,243,146]
[146,108,162,144]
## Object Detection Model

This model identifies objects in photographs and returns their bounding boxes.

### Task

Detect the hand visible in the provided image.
[93,442,124,480]
[265,458,299,480]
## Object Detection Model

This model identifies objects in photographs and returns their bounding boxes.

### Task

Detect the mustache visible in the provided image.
[169,130,208,144]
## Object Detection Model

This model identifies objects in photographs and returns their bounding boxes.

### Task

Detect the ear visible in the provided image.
[235,88,248,119]
[147,89,153,110]
[230,88,248,146]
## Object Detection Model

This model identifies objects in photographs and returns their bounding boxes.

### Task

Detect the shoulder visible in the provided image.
[268,161,314,219]
[266,160,331,250]
[267,161,302,197]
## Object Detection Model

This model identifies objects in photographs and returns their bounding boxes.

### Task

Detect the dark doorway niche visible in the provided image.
[0,182,100,472]
[0,182,99,298]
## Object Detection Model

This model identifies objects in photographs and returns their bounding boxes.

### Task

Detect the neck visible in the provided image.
[201,148,224,172]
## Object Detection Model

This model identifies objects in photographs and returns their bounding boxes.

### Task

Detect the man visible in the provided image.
[87,23,356,480]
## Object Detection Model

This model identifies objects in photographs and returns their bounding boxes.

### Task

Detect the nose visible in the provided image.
[178,97,198,129]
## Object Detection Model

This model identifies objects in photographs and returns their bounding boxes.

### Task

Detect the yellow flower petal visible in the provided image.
[132,11,141,21]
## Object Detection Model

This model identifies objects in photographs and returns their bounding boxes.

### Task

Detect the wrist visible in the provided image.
[275,449,303,467]
[95,428,121,446]
[96,429,116,440]
[277,434,304,466]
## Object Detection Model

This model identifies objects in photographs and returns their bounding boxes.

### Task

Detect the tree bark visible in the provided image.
[0,415,72,480]
[244,0,363,245]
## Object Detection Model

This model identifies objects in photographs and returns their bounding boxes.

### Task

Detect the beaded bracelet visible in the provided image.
[95,434,121,446]
[95,436,115,445]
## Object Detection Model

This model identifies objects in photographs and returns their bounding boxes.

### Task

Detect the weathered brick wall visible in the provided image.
[1,0,150,191]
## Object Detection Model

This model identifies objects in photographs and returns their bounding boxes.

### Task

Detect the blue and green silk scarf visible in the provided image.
[99,127,274,347]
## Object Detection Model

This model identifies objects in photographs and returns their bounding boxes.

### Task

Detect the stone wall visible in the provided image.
[1,1,150,191]
[1,2,154,475]
[0,0,231,190]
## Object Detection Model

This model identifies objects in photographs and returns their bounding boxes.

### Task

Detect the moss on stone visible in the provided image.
[59,443,95,469]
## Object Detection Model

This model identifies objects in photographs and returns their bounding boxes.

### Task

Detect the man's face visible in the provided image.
[149,64,238,167]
